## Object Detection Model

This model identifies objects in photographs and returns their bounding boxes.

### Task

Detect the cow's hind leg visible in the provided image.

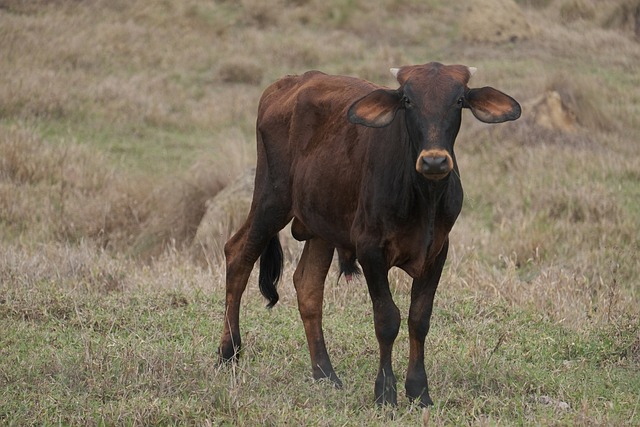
[219,221,289,361]
[293,238,341,387]
[218,126,294,362]
[218,201,291,362]
[218,219,268,362]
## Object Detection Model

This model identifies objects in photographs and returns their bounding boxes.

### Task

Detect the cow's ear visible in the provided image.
[466,87,521,123]
[348,89,403,128]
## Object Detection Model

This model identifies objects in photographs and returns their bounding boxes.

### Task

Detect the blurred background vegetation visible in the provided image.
[1,0,639,424]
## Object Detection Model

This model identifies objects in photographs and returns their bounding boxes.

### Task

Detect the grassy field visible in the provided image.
[1,0,639,425]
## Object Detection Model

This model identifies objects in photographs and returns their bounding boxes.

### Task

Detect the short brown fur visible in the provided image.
[218,62,521,406]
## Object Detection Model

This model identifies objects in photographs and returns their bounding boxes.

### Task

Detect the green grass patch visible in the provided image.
[33,117,222,176]
[1,275,638,425]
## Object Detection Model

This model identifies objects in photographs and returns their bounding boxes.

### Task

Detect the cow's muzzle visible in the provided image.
[416,149,453,180]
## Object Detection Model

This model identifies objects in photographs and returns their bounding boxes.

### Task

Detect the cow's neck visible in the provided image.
[361,127,462,275]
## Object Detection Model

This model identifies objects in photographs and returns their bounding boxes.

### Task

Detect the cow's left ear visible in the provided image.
[466,87,521,123]
[348,89,403,128]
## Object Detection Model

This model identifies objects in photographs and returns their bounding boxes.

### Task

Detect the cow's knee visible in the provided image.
[374,301,401,344]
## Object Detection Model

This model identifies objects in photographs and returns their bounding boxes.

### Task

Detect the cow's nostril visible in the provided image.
[422,156,449,172]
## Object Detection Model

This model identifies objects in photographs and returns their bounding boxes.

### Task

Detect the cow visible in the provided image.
[218,62,521,406]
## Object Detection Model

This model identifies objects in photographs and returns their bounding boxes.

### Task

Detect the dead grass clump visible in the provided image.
[0,125,149,250]
[543,188,622,225]
[514,0,552,9]
[460,0,534,43]
[191,167,254,265]
[0,241,131,297]
[0,127,97,242]
[133,128,252,260]
[132,159,229,259]
[0,71,71,120]
[559,0,596,23]
[239,0,283,29]
[544,74,614,133]
[514,73,613,141]
[61,173,151,251]
[525,90,578,133]
[218,58,264,85]
[0,124,248,258]
[0,126,62,184]
[603,0,640,39]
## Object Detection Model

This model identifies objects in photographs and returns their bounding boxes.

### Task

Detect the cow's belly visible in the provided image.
[290,203,355,249]
[290,152,360,247]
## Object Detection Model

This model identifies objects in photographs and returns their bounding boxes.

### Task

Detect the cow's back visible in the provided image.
[257,71,378,137]
[255,71,382,248]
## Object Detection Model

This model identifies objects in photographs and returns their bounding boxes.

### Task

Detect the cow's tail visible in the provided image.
[337,253,361,284]
[259,235,284,308]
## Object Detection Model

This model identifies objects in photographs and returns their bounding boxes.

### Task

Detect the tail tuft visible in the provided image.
[259,235,283,308]
[338,251,361,283]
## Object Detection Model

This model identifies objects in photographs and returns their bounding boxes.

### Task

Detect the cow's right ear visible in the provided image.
[348,89,403,128]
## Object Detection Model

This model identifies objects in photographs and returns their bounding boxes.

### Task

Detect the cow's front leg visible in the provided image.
[359,247,400,406]
[405,239,449,406]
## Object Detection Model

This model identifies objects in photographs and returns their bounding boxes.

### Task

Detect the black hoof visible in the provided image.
[313,370,343,389]
[375,372,398,406]
[217,344,240,364]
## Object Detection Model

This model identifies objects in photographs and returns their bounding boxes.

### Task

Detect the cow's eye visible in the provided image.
[403,95,412,108]
[457,96,465,107]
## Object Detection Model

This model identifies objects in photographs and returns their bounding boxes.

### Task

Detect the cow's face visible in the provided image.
[348,62,521,181]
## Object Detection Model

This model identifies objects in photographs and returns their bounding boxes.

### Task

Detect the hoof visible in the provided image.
[217,344,240,364]
[313,369,343,389]
[374,381,398,406]
[406,377,432,407]
[407,390,433,407]
[415,394,434,407]
[374,392,398,407]
[328,374,343,389]
[375,370,398,406]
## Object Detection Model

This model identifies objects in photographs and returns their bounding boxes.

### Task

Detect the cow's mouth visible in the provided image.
[421,171,451,181]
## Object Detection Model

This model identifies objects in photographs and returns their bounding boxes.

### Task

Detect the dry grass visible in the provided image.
[0,125,234,256]
[1,0,639,424]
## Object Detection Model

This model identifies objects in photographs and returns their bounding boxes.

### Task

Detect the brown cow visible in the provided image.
[218,62,521,406]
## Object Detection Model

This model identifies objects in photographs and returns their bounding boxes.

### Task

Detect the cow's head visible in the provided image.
[348,62,521,180]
